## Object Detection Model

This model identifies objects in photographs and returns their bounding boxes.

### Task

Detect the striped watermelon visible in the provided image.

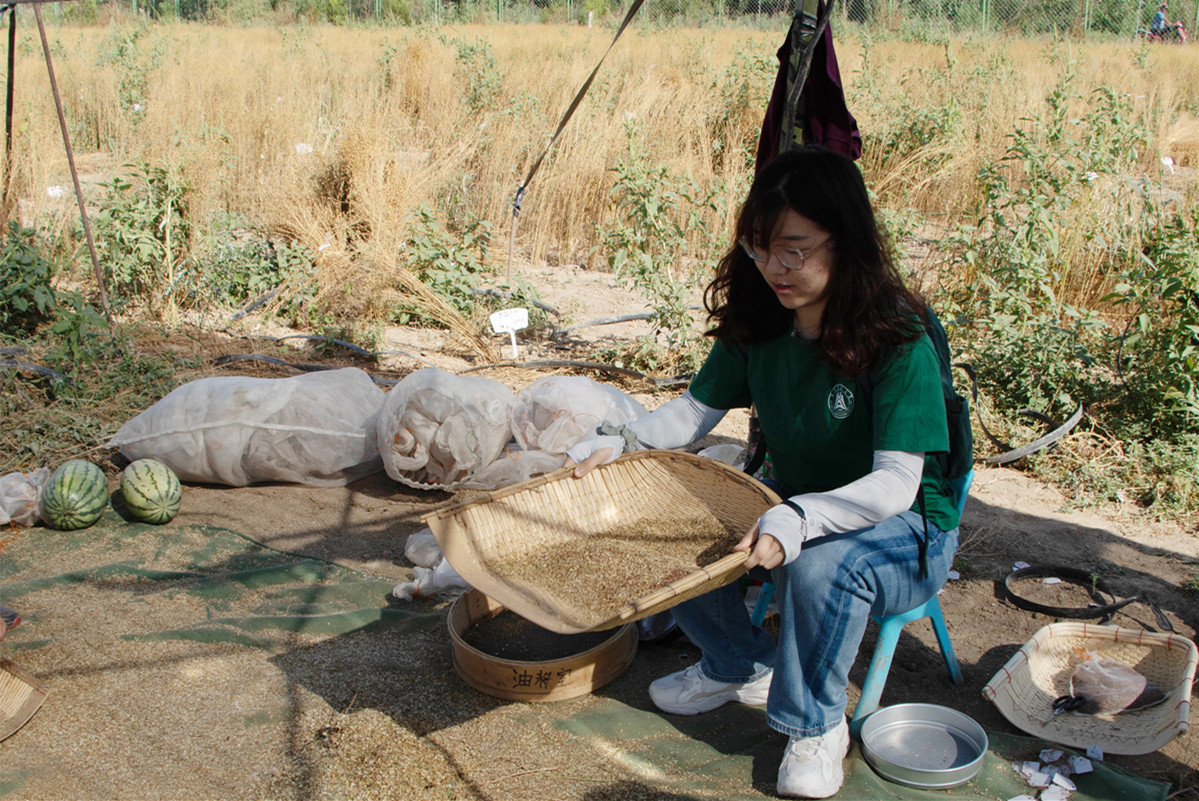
[41,459,108,530]
[120,459,182,524]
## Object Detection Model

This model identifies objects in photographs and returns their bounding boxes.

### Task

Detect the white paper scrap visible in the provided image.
[1007,796,1037,801]
[1028,771,1052,788]
[1041,786,1071,801]
[947,570,961,580]
[1042,577,1063,584]
[1012,761,1039,780]
[1040,749,1064,763]
[1086,745,1104,761]
[1014,561,1031,570]
[1069,756,1093,774]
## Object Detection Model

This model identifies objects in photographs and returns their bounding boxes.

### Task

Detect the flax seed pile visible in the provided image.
[484,515,739,623]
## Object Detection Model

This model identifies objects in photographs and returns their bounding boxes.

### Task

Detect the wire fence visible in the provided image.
[58,0,1198,40]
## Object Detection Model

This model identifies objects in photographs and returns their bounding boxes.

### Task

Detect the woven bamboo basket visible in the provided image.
[982,623,1197,755]
[425,449,781,634]
[0,659,49,742]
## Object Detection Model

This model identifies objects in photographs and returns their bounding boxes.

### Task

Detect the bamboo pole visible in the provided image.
[33,2,113,326]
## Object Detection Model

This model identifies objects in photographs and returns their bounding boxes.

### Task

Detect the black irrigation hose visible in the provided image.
[554,313,653,336]
[0,358,70,383]
[212,354,400,387]
[470,288,560,317]
[984,405,1084,466]
[243,334,440,368]
[1003,565,1174,632]
[228,285,283,322]
[956,363,1086,465]
[458,359,691,387]
[213,354,334,373]
[551,307,705,338]
[268,334,375,357]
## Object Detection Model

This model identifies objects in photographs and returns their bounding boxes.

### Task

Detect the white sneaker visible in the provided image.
[648,662,772,715]
[776,717,850,799]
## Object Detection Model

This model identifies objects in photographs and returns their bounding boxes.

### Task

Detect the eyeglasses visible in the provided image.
[739,236,833,271]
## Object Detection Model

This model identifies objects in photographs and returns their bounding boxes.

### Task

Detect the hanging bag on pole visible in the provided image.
[755,0,861,169]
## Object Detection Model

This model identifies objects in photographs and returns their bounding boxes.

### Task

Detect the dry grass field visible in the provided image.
[10,21,1198,272]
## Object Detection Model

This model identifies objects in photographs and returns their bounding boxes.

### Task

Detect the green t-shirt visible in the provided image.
[688,333,959,532]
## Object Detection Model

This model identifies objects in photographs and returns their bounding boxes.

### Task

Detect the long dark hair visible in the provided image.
[704,146,926,377]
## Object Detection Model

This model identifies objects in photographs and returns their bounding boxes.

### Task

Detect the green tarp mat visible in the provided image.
[557,703,1168,800]
[0,508,1175,800]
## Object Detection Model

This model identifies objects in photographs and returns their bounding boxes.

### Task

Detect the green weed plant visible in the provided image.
[396,204,493,323]
[596,128,724,374]
[944,70,1198,516]
[194,213,297,310]
[93,160,194,323]
[0,323,181,475]
[0,223,59,336]
[0,225,174,475]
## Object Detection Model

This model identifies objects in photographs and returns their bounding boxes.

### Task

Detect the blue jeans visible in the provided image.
[668,510,959,738]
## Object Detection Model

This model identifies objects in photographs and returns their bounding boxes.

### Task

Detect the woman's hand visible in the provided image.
[735,523,785,570]
[566,446,615,479]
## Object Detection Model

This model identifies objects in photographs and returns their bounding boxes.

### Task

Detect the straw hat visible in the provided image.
[982,622,1197,755]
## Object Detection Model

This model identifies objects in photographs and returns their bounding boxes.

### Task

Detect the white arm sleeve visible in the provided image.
[626,391,727,450]
[757,450,925,565]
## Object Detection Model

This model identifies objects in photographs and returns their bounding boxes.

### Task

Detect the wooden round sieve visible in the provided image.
[448,588,637,702]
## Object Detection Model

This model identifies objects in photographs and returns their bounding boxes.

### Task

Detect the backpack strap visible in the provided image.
[743,408,769,477]
[915,487,929,580]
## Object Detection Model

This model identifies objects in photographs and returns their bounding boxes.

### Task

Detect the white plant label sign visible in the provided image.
[489,307,529,358]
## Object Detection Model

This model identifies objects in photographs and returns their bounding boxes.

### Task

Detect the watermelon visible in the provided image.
[41,459,109,530]
[119,459,182,524]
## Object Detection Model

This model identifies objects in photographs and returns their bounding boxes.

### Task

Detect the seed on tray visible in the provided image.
[484,515,739,623]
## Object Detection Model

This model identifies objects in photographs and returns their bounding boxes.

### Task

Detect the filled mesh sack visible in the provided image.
[108,368,385,487]
[511,375,647,455]
[377,367,516,491]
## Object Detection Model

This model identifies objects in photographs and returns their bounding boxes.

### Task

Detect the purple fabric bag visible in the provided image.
[756,0,861,170]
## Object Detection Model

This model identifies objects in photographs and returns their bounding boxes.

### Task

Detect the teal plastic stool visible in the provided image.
[848,594,963,736]
[749,470,975,738]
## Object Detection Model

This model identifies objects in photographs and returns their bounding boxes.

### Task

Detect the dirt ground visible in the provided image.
[1,262,1197,800]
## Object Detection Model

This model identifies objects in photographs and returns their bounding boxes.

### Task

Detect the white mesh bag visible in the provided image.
[377,368,516,490]
[511,375,647,455]
[108,367,386,487]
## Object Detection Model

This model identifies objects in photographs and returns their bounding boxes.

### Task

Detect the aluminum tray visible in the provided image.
[859,703,988,789]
